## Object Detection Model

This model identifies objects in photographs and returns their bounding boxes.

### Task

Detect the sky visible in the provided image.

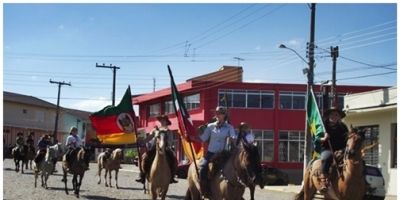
[3,3,397,112]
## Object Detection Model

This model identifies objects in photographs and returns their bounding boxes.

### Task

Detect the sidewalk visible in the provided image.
[263,185,397,200]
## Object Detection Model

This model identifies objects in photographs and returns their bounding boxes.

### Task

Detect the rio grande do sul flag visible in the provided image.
[89,86,137,145]
[307,88,326,157]
[168,65,203,161]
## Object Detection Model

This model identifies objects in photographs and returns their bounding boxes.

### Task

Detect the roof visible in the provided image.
[133,81,193,104]
[187,65,243,82]
[4,91,57,109]
[63,108,91,120]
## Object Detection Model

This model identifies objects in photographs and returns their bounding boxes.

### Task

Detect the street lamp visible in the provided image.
[279,44,309,65]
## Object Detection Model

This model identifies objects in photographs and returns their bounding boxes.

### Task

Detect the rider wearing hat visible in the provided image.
[236,122,255,146]
[135,114,178,184]
[189,106,237,197]
[34,134,52,163]
[64,126,88,171]
[318,106,349,192]
[15,132,25,150]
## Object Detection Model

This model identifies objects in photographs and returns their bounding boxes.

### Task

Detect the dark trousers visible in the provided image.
[320,150,333,175]
[141,147,177,178]
[199,151,215,180]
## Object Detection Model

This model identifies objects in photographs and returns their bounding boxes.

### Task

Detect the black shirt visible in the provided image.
[322,121,349,151]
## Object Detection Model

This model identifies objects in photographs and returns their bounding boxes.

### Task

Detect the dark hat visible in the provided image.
[156,114,172,125]
[17,132,23,136]
[238,122,250,131]
[215,106,227,115]
[324,107,346,118]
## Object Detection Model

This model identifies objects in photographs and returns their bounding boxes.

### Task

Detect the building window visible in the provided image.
[149,103,161,117]
[279,91,306,110]
[360,125,380,166]
[165,100,174,114]
[22,109,28,114]
[391,123,397,168]
[279,130,305,162]
[218,89,274,109]
[183,93,200,110]
[254,130,274,161]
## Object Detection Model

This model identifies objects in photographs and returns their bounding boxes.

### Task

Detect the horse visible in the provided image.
[12,145,28,173]
[186,141,264,200]
[295,127,366,200]
[25,145,36,170]
[62,147,91,198]
[34,144,60,189]
[97,148,123,188]
[144,130,171,200]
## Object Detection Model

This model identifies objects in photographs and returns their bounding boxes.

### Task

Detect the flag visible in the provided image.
[307,88,326,158]
[168,65,204,161]
[89,86,137,145]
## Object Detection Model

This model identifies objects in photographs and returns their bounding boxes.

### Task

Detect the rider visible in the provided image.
[34,134,52,163]
[236,122,255,146]
[65,126,88,171]
[26,132,35,149]
[135,114,179,184]
[189,106,237,197]
[15,132,25,152]
[318,106,349,192]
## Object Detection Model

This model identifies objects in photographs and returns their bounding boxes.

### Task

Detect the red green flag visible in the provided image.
[168,65,203,161]
[307,88,326,158]
[89,86,137,145]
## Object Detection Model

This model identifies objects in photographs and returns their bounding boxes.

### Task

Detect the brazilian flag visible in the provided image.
[307,88,326,159]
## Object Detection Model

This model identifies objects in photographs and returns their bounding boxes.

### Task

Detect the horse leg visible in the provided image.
[115,169,119,189]
[63,170,69,195]
[97,167,102,184]
[72,174,78,195]
[105,170,108,187]
[76,174,84,198]
[108,169,112,188]
[34,169,38,188]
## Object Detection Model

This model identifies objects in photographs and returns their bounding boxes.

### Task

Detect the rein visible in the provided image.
[221,147,251,188]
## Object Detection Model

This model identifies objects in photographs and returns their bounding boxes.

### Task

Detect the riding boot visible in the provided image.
[200,177,211,198]
[166,149,178,184]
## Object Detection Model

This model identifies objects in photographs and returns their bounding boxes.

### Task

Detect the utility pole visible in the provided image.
[96,63,120,106]
[153,77,156,92]
[49,79,71,143]
[304,3,316,172]
[330,46,339,107]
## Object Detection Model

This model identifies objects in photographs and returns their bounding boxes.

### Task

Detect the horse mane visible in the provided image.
[77,148,85,161]
[112,148,123,160]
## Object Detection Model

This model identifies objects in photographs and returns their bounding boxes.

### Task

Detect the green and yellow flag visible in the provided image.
[89,86,137,145]
[307,88,326,159]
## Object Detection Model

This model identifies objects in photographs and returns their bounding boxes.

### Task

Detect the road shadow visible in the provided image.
[166,194,185,199]
[47,186,87,192]
[116,186,144,191]
[82,195,118,200]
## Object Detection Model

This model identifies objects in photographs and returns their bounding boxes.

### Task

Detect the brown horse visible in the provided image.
[62,147,91,198]
[12,145,28,173]
[295,127,366,200]
[144,130,171,200]
[25,145,36,170]
[97,148,123,188]
[186,141,264,200]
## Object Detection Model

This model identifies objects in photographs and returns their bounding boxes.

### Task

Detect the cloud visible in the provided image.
[244,79,269,83]
[255,45,261,50]
[69,97,111,112]
[58,25,65,30]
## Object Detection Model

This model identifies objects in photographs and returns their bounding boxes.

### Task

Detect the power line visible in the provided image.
[337,71,396,81]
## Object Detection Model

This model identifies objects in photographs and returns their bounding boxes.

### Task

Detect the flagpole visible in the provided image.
[129,86,144,179]
[167,65,200,177]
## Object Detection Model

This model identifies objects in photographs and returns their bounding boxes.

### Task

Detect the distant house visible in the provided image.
[3,91,91,149]
[343,86,397,196]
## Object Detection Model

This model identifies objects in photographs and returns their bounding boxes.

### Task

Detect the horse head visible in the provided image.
[345,127,365,160]
[112,148,123,160]
[46,145,57,162]
[239,141,264,189]
[155,130,167,155]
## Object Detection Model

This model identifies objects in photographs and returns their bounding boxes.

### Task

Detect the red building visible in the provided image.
[132,66,384,183]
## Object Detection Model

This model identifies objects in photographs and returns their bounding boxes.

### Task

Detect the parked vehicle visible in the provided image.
[364,165,386,200]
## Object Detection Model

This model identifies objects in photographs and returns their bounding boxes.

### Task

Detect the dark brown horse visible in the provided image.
[25,145,36,170]
[186,141,264,200]
[12,145,28,173]
[295,127,366,200]
[62,147,91,198]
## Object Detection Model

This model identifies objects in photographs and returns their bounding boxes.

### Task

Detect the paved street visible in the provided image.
[3,159,296,200]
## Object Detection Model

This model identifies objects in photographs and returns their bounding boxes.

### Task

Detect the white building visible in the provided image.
[343,86,397,197]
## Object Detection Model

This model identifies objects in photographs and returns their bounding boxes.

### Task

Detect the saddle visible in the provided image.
[311,150,345,184]
[206,150,231,178]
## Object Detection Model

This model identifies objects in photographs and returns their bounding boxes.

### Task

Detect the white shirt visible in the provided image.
[65,134,81,149]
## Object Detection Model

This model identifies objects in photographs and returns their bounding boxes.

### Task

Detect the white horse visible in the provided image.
[97,148,123,188]
[34,143,61,189]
